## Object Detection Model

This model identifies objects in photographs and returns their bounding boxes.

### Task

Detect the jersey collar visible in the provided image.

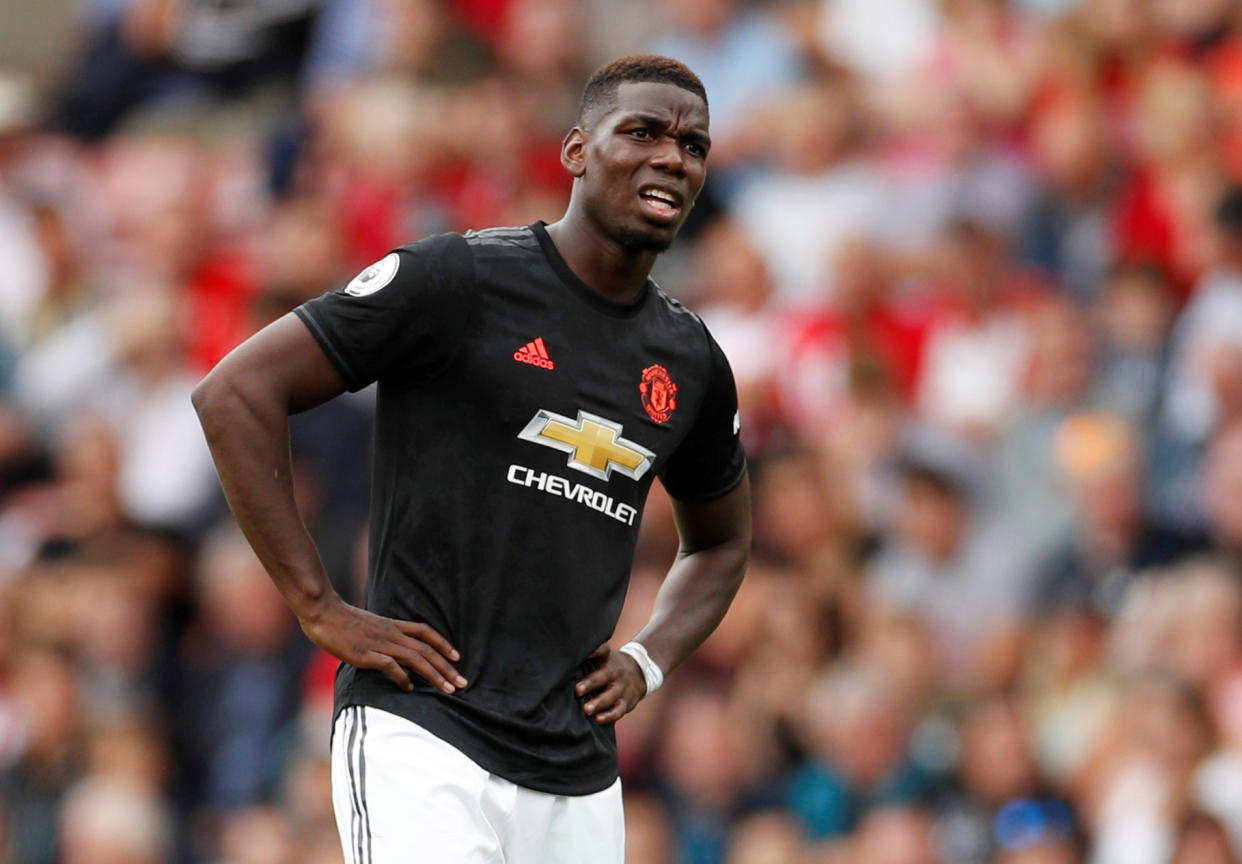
[531,221,652,318]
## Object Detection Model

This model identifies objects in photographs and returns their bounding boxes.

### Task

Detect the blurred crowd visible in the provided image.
[9,0,1242,862]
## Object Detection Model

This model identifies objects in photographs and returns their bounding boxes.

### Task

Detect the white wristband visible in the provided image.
[618,641,664,696]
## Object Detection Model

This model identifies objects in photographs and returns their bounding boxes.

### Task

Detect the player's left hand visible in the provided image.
[575,642,648,724]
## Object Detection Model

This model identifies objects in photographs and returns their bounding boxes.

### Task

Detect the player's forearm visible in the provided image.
[632,538,749,675]
[192,374,337,619]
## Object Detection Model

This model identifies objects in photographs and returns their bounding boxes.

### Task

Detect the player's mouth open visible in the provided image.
[638,186,682,220]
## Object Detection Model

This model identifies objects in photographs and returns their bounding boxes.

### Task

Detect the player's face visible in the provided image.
[578,82,710,252]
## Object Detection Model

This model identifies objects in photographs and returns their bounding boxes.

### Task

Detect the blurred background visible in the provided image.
[9,0,1242,862]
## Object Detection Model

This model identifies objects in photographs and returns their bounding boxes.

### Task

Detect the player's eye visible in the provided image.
[685,142,706,158]
[628,128,653,140]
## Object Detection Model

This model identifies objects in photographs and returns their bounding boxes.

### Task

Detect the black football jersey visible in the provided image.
[294,222,746,794]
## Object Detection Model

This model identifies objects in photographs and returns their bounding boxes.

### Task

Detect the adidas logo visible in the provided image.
[514,337,555,370]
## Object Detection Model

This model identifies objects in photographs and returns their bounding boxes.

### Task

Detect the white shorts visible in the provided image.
[330,706,624,864]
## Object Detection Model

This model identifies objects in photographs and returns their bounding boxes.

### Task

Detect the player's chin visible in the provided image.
[616,221,677,253]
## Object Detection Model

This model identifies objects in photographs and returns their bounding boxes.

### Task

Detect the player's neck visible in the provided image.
[544,216,657,304]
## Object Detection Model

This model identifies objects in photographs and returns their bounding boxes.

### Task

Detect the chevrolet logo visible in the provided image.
[518,409,655,482]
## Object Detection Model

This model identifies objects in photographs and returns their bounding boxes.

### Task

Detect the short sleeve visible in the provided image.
[294,232,472,391]
[659,331,747,502]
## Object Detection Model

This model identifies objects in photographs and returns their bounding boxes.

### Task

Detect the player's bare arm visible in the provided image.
[576,474,751,723]
[192,313,467,694]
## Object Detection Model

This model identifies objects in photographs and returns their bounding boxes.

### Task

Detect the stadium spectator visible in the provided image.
[1019,88,1118,302]
[866,445,1023,687]
[932,694,1077,864]
[729,78,886,305]
[173,528,306,813]
[915,219,1038,441]
[1027,411,1202,620]
[656,684,759,864]
[1092,264,1174,425]
[1082,671,1216,864]
[988,297,1098,568]
[785,662,930,839]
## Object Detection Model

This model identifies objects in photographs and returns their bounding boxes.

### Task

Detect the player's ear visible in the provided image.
[561,127,588,178]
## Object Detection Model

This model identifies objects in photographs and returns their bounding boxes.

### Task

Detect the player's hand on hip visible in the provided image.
[299,595,468,694]
[575,642,647,724]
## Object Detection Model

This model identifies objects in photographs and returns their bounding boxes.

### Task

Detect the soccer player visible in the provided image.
[192,55,750,863]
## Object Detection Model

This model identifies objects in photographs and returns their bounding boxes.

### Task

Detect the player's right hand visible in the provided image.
[298,595,468,694]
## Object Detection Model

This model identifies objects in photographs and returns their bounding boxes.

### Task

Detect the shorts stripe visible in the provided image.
[358,709,373,864]
[345,709,364,864]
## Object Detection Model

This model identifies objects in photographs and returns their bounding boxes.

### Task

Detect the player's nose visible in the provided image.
[649,137,685,175]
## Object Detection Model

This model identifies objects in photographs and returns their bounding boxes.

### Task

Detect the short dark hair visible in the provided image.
[577,54,707,128]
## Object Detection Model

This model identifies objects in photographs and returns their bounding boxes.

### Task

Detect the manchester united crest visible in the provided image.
[639,364,678,423]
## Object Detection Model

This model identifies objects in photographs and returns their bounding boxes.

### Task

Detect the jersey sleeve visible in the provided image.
[293,232,472,391]
[659,331,748,503]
